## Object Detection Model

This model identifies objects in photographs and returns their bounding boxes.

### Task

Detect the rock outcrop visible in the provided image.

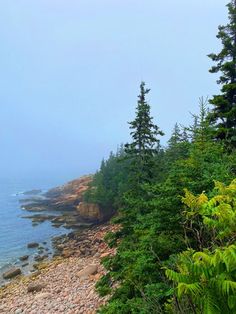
[3,268,21,279]
[77,202,103,222]
[20,175,115,226]
[22,175,93,213]
[27,242,39,248]
[45,175,93,202]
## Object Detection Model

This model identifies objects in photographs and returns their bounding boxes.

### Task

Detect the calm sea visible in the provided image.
[0,176,72,272]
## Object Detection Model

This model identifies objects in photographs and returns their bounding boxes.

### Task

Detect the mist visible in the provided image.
[0,0,228,182]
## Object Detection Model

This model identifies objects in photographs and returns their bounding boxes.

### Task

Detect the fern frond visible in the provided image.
[202,290,221,314]
[177,282,202,298]
[165,269,190,284]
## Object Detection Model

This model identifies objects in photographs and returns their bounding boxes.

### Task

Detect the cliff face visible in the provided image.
[45,175,92,200]
[22,175,93,212]
[77,202,103,222]
[21,175,108,225]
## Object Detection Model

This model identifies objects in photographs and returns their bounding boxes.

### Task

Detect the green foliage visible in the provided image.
[125,81,164,186]
[208,0,236,147]
[166,180,236,314]
[166,245,236,314]
[182,179,236,245]
[83,21,236,310]
[92,95,236,313]
[84,145,129,212]
[95,274,112,297]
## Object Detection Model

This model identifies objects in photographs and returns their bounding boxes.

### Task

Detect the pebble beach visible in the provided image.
[0,223,117,314]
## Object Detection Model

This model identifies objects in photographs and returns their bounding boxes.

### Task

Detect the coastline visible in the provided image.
[0,222,117,314]
[0,175,100,286]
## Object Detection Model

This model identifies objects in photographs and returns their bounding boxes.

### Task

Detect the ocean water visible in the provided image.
[0,176,71,273]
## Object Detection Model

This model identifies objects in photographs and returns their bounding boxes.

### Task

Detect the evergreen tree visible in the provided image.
[165,123,190,165]
[186,98,214,146]
[168,123,182,148]
[208,0,236,146]
[125,81,164,184]
[84,147,129,211]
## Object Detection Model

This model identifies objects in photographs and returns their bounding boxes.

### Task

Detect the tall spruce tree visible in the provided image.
[125,82,164,184]
[168,123,182,148]
[208,0,236,147]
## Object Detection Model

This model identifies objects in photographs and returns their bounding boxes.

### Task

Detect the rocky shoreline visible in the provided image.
[0,175,114,287]
[20,175,113,229]
[0,223,118,314]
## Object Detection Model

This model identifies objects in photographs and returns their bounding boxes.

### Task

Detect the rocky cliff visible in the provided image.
[21,175,107,226]
[77,202,103,222]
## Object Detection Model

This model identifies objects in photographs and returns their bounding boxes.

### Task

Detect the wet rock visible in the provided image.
[34,255,45,262]
[23,189,42,195]
[19,255,29,261]
[52,223,61,228]
[30,270,41,277]
[27,242,39,248]
[67,232,75,239]
[33,263,39,269]
[22,263,29,267]
[3,267,22,279]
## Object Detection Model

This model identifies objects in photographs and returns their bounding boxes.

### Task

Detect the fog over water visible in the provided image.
[0,0,228,181]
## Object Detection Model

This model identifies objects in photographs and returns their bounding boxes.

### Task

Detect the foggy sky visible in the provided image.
[0,0,228,183]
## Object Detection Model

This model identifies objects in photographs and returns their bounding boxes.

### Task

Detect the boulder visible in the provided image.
[30,270,41,277]
[62,249,74,258]
[27,282,46,293]
[77,264,98,280]
[34,292,51,300]
[19,255,29,261]
[34,255,45,262]
[27,242,39,248]
[3,267,21,279]
[22,263,29,267]
[76,202,103,222]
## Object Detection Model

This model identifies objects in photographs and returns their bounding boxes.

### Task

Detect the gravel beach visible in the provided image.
[0,223,117,314]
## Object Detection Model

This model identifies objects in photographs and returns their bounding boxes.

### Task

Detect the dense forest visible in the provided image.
[85,1,236,313]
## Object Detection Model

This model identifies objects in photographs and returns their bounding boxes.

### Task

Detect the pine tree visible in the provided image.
[165,123,190,165]
[187,98,214,147]
[194,98,214,149]
[168,123,182,148]
[208,0,236,147]
[125,82,164,184]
